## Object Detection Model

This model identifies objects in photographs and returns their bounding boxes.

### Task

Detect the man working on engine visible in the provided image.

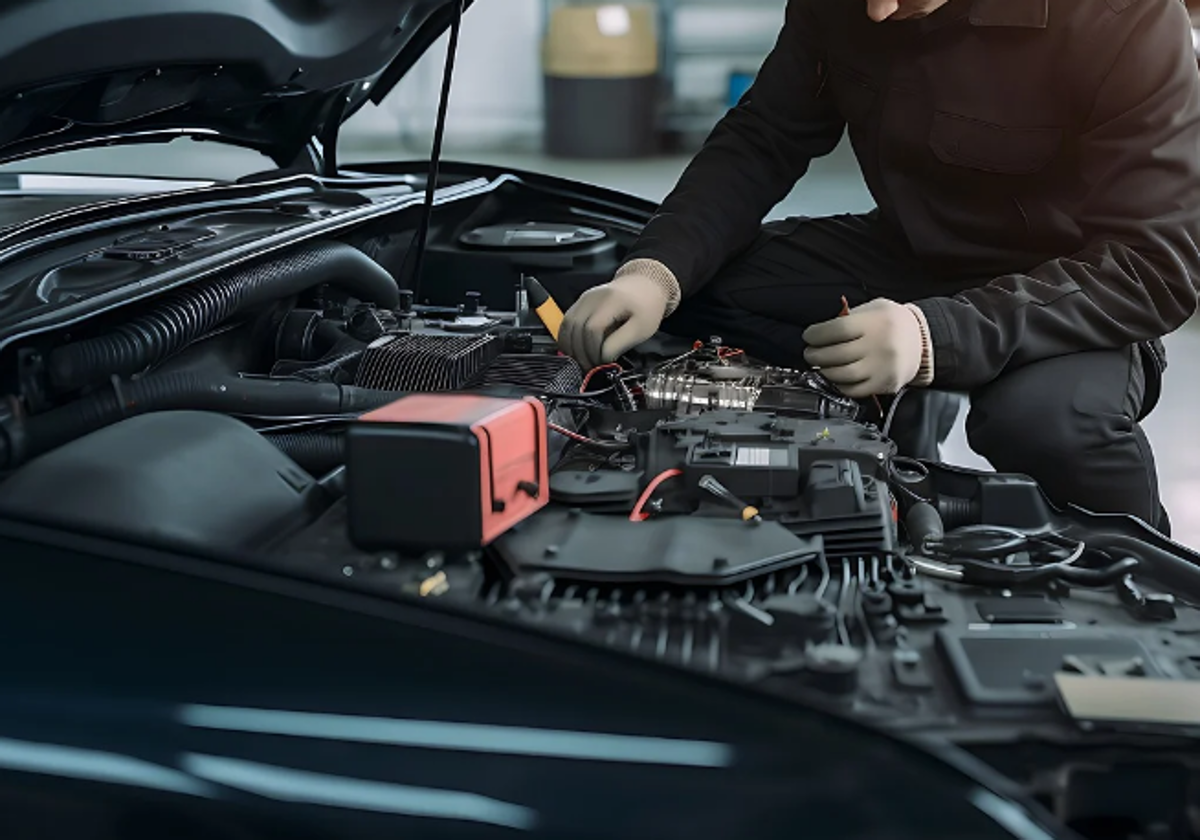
[557,0,1200,532]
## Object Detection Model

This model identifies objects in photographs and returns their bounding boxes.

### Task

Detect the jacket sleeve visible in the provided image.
[622,0,844,297]
[915,0,1200,391]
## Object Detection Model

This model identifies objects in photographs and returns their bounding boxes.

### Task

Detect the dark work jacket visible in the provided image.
[626,0,1200,391]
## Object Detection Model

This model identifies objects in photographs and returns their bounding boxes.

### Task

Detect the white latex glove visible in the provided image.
[802,298,929,398]
[559,268,675,369]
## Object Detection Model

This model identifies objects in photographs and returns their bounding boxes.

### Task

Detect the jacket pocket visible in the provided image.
[928,111,1062,175]
[827,65,877,125]
[985,272,1080,307]
[1138,339,1166,420]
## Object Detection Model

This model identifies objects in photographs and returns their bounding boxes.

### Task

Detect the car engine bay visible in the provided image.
[1,177,1200,838]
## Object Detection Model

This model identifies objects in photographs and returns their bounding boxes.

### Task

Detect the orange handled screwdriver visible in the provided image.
[524,277,564,341]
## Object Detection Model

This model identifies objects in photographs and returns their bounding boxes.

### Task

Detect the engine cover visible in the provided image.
[503,410,899,585]
[645,410,897,557]
[649,410,895,494]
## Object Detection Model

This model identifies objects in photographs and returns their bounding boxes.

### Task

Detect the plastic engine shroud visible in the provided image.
[500,410,899,585]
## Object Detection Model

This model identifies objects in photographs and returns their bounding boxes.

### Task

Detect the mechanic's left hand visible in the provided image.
[802,298,926,398]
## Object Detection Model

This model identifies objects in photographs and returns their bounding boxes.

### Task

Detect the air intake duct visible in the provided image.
[47,242,400,393]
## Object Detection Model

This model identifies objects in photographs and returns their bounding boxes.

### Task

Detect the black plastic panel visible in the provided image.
[494,507,822,586]
[937,628,1163,707]
[0,410,324,552]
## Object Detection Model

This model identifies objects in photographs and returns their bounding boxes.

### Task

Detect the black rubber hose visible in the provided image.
[8,373,401,469]
[263,431,347,475]
[1090,533,1200,601]
[47,242,400,393]
[936,495,979,530]
[905,502,945,550]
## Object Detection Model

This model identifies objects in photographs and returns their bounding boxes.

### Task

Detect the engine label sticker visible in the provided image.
[734,446,787,468]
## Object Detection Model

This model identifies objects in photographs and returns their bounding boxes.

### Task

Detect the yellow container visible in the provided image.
[543,4,658,79]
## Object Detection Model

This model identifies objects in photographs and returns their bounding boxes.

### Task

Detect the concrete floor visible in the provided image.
[8,138,1198,547]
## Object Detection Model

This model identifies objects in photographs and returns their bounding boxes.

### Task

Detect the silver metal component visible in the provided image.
[645,368,762,413]
[515,277,530,325]
[907,556,965,581]
[704,363,760,381]
[644,344,858,418]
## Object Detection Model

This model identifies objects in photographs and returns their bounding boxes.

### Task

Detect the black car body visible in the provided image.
[0,3,1199,839]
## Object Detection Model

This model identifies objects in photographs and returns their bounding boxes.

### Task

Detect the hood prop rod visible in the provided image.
[408,0,466,305]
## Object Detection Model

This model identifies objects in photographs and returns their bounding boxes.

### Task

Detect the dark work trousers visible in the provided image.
[661,213,1166,529]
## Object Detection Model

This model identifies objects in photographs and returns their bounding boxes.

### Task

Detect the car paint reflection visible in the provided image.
[178,704,735,767]
[969,788,1057,840]
[0,736,213,797]
[182,753,539,830]
[0,735,542,831]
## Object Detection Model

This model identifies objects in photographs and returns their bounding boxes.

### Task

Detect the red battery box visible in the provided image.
[346,394,549,551]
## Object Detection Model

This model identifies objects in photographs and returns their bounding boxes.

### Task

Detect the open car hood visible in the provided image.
[0,0,470,168]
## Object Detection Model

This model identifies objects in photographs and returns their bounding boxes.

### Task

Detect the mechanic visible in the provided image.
[557,0,1200,533]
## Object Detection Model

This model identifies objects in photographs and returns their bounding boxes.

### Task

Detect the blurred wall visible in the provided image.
[343,0,785,153]
[345,0,544,151]
[669,5,785,101]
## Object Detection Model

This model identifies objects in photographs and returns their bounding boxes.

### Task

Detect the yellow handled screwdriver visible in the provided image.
[524,276,564,341]
[699,475,762,524]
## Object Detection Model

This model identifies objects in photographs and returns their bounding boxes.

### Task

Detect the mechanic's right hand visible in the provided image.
[558,271,672,369]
